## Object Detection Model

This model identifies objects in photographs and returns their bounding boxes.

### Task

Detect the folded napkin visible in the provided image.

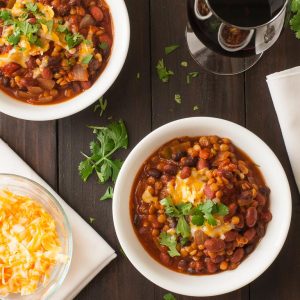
[267,67,300,192]
[0,139,116,299]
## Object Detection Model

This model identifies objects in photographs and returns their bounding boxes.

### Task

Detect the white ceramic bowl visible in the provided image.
[0,0,130,121]
[194,0,212,21]
[113,117,291,297]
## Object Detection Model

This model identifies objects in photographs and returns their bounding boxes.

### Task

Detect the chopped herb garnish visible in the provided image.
[81,54,93,64]
[39,19,54,32]
[176,215,190,239]
[290,0,300,38]
[163,293,176,300]
[25,3,38,13]
[94,96,108,117]
[174,94,181,104]
[159,232,180,257]
[156,59,174,83]
[0,10,12,22]
[164,44,179,55]
[186,71,199,84]
[119,247,127,257]
[7,30,21,46]
[57,24,68,33]
[65,32,84,49]
[89,217,95,224]
[180,61,188,67]
[99,41,108,50]
[78,120,128,183]
[136,72,140,79]
[193,105,199,111]
[100,186,114,201]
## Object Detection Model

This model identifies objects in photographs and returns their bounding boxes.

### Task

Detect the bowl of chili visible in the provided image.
[0,0,130,121]
[113,117,291,297]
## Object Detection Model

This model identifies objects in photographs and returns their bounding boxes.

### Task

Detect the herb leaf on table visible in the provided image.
[79,120,128,186]
[156,59,174,82]
[163,293,176,300]
[290,0,300,38]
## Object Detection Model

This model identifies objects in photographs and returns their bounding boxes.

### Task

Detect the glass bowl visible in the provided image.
[0,174,73,300]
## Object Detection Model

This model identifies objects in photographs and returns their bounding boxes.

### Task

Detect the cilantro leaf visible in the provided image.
[191,214,204,226]
[57,24,68,33]
[176,215,190,239]
[156,59,174,83]
[217,203,229,216]
[205,213,218,226]
[164,44,179,55]
[177,203,192,215]
[79,120,128,184]
[100,186,114,201]
[163,293,176,300]
[7,30,21,45]
[160,197,180,217]
[99,41,108,50]
[82,54,93,64]
[66,32,84,49]
[174,94,181,104]
[159,232,180,257]
[0,10,12,21]
[292,0,300,12]
[290,1,300,39]
[25,3,38,12]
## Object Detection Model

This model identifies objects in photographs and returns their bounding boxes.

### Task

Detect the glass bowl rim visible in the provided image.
[0,173,73,299]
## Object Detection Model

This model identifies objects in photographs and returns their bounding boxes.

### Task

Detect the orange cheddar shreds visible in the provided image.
[0,190,67,297]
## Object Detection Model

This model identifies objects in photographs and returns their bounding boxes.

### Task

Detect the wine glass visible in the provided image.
[186,0,289,75]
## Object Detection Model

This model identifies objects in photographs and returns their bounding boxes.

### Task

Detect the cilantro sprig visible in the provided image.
[290,0,300,38]
[79,120,128,184]
[156,59,174,83]
[159,232,180,257]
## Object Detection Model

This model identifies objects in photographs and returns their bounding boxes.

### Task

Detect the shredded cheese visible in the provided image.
[0,190,67,297]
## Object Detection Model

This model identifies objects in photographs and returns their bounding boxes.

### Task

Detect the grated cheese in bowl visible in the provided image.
[0,175,72,299]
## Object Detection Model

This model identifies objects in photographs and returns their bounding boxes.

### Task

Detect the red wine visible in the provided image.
[187,0,286,58]
[207,0,285,27]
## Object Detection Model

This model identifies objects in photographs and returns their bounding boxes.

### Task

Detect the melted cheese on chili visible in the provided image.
[167,168,205,205]
[0,190,67,297]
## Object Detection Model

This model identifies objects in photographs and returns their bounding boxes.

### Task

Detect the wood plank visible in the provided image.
[57,0,153,298]
[150,0,248,299]
[0,115,57,188]
[245,30,300,300]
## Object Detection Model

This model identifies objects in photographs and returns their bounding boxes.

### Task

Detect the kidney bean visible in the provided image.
[228,203,237,216]
[238,198,253,206]
[195,261,204,272]
[163,164,178,176]
[172,150,187,162]
[90,6,104,21]
[160,252,171,266]
[230,248,244,263]
[147,168,162,179]
[246,207,258,227]
[204,185,215,199]
[80,81,92,89]
[261,210,272,223]
[244,228,256,242]
[197,158,208,170]
[27,17,36,24]
[211,255,224,264]
[183,156,198,167]
[206,261,218,273]
[259,186,270,197]
[2,62,20,76]
[224,230,238,242]
[180,166,191,179]
[256,192,267,206]
[204,238,225,252]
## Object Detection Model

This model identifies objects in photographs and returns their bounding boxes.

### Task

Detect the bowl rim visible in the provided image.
[0,173,73,299]
[0,0,130,121]
[112,117,292,297]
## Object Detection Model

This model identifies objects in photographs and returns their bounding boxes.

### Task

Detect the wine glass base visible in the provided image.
[186,24,263,76]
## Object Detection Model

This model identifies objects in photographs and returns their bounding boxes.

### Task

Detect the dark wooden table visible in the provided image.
[1,0,300,299]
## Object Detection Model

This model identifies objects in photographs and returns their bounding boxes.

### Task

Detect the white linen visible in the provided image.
[267,67,300,192]
[0,138,116,299]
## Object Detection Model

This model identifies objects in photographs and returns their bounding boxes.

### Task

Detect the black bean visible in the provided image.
[147,168,162,179]
[172,151,187,162]
[184,156,198,167]
[259,186,271,197]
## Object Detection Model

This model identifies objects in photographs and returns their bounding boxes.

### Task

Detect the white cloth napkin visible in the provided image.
[0,138,116,299]
[267,67,300,192]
